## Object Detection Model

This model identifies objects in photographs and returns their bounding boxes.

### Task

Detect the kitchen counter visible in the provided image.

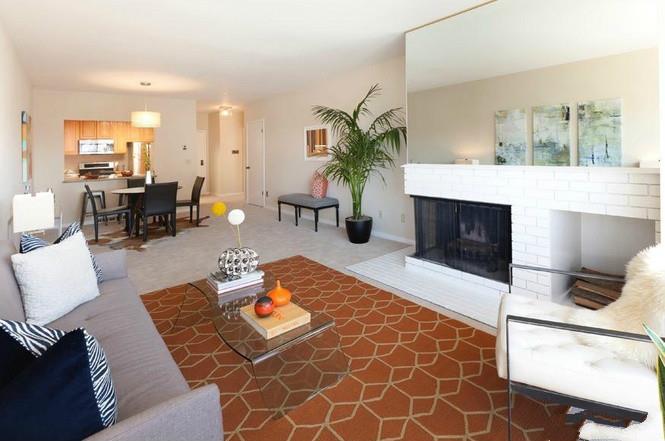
[63,174,144,183]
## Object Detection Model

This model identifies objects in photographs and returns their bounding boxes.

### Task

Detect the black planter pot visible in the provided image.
[345,216,373,244]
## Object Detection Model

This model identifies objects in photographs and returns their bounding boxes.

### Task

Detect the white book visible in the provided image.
[208,270,264,287]
[207,270,264,293]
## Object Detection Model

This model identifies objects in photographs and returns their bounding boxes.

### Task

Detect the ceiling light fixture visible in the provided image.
[131,82,161,128]
[220,106,233,117]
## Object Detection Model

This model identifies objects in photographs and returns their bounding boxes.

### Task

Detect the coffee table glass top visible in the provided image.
[189,271,348,416]
[189,272,336,363]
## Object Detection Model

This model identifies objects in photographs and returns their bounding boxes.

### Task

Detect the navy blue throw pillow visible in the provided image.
[19,222,103,283]
[0,331,34,387]
[0,329,105,441]
[0,320,117,438]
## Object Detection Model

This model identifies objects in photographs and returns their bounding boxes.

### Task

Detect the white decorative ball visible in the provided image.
[227,209,246,226]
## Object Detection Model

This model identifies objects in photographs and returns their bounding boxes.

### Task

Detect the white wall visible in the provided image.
[244,56,413,243]
[31,89,198,222]
[196,112,208,131]
[408,48,660,166]
[0,21,32,238]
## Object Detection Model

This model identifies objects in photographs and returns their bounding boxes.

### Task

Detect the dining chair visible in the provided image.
[84,184,132,242]
[135,182,178,241]
[118,177,146,205]
[176,176,205,226]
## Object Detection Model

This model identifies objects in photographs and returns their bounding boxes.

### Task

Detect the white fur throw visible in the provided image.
[568,243,665,369]
[11,232,100,325]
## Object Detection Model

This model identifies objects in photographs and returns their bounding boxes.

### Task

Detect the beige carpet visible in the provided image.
[86,202,408,295]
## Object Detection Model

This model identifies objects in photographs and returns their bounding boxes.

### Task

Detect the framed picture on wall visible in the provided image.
[21,111,32,193]
[304,125,332,161]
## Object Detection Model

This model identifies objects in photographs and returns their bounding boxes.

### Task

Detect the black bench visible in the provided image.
[278,193,339,232]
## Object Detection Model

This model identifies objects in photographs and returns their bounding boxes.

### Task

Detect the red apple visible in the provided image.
[254,296,274,318]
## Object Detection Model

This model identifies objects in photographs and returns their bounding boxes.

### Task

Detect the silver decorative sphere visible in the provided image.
[218,247,259,279]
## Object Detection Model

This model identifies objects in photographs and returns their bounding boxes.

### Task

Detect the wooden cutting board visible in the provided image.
[240,302,311,339]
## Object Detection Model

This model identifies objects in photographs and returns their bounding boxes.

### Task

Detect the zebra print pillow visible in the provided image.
[0,319,118,427]
[19,222,103,283]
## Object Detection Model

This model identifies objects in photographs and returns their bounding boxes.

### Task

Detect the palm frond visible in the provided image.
[312,84,406,219]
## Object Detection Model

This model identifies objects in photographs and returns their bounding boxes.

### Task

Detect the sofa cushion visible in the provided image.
[0,329,108,441]
[0,319,118,427]
[49,279,189,421]
[11,232,100,325]
[20,222,103,283]
[0,241,24,322]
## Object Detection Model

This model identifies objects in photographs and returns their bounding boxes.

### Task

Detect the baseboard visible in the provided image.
[213,192,245,199]
[264,205,414,245]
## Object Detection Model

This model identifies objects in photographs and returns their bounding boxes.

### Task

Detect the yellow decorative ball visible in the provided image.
[211,201,227,217]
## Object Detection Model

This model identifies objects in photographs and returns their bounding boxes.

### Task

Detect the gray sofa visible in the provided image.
[0,241,222,441]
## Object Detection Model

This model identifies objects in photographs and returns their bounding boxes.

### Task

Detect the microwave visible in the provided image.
[79,139,115,155]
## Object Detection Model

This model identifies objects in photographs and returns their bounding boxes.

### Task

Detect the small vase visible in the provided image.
[145,170,153,184]
[267,280,292,306]
[218,247,259,280]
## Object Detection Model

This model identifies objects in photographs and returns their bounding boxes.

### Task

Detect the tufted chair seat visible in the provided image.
[496,294,660,440]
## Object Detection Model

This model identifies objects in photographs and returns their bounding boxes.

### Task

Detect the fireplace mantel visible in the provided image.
[403,163,661,300]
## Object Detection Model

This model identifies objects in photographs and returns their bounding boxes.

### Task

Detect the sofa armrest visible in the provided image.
[84,384,222,441]
[94,250,128,281]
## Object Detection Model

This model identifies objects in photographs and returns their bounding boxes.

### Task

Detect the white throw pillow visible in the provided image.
[11,231,100,325]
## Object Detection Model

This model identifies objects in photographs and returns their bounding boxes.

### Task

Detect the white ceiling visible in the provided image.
[407,0,661,92]
[0,0,485,110]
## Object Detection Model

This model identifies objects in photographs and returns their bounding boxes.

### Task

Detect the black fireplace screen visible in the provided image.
[413,197,511,283]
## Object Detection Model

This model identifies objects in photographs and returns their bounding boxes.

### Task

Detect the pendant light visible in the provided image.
[131,82,161,128]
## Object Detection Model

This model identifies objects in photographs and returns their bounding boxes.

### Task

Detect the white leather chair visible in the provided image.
[496,294,660,440]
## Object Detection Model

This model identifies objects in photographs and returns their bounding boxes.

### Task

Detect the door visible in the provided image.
[246,119,265,207]
[196,130,209,194]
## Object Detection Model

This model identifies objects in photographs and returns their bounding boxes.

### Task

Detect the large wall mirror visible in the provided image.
[406,0,660,167]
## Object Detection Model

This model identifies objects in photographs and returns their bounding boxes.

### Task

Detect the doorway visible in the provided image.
[196,129,209,194]
[246,119,265,207]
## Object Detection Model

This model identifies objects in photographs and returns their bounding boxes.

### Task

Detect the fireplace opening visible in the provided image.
[412,196,512,283]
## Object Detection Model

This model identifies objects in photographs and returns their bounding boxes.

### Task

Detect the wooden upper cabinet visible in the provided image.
[80,120,97,138]
[96,121,113,138]
[113,122,129,154]
[139,128,154,143]
[128,126,154,143]
[64,120,80,155]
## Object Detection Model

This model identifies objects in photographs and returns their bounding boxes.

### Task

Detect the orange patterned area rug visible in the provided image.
[142,255,579,441]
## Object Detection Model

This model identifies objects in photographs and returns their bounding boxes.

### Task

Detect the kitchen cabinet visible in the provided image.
[96,121,113,138]
[80,121,97,138]
[129,126,154,143]
[139,128,154,143]
[113,122,129,154]
[64,120,80,155]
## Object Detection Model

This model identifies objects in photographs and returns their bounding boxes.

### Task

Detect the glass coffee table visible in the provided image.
[187,271,349,417]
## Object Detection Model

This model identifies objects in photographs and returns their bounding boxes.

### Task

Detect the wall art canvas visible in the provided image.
[21,111,32,192]
[495,109,526,165]
[577,99,622,167]
[533,104,570,166]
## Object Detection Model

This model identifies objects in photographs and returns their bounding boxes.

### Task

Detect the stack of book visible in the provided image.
[207,270,264,294]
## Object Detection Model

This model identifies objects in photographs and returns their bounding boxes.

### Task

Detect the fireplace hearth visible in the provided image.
[412,196,512,283]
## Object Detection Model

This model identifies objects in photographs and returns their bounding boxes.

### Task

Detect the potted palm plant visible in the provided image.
[312,84,406,243]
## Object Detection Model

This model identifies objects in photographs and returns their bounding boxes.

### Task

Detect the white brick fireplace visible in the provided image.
[404,164,661,301]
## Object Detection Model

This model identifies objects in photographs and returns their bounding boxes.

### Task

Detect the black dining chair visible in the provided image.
[84,184,132,242]
[135,182,178,241]
[118,177,146,205]
[176,176,205,226]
